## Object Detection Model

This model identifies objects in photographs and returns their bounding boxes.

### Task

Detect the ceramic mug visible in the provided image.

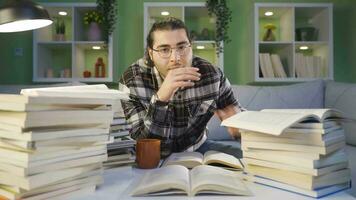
[136,139,161,169]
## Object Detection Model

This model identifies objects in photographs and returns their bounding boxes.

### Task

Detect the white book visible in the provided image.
[264,53,275,77]
[241,129,345,146]
[0,110,113,128]
[0,126,110,142]
[245,175,351,198]
[243,157,348,176]
[0,175,102,200]
[221,109,345,136]
[245,165,351,190]
[0,94,115,112]
[131,165,252,196]
[0,154,107,176]
[241,140,344,155]
[1,134,109,150]
[0,145,106,164]
[243,149,348,169]
[0,163,101,190]
[259,53,268,78]
[270,54,287,78]
[20,84,129,100]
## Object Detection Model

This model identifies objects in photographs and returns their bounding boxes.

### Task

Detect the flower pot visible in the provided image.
[87,22,102,41]
[54,34,65,41]
[296,27,318,41]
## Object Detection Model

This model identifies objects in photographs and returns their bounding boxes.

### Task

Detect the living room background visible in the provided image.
[0,0,355,85]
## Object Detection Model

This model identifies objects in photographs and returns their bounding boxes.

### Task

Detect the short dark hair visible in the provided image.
[145,17,191,67]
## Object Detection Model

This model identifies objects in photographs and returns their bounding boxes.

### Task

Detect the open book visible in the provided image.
[221,109,346,136]
[161,150,243,170]
[131,165,252,196]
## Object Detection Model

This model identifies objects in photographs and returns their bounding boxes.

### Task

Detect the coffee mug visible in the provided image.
[136,139,161,169]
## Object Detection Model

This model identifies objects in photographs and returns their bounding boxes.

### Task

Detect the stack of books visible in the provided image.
[0,85,128,200]
[259,53,287,78]
[222,109,351,198]
[104,98,135,169]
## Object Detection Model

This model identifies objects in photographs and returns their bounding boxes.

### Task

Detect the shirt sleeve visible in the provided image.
[215,68,245,111]
[119,69,173,144]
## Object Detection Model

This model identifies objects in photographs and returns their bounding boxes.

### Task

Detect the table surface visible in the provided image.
[72,166,356,200]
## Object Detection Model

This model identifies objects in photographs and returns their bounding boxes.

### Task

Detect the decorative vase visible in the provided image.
[87,22,102,41]
[263,28,276,41]
[54,34,65,41]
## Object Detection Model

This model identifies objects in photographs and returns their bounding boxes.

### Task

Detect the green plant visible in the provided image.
[96,0,118,43]
[55,19,65,34]
[83,10,103,25]
[206,0,232,55]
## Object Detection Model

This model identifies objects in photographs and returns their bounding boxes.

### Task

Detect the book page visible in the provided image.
[162,152,203,169]
[203,150,243,170]
[261,109,344,121]
[221,111,314,136]
[131,165,190,196]
[190,165,251,196]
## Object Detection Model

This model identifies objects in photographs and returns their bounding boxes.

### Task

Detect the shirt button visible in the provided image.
[178,95,182,99]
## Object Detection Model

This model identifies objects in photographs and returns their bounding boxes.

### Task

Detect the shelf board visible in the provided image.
[38,41,73,45]
[259,41,293,44]
[294,41,328,45]
[75,41,106,44]
[193,40,215,44]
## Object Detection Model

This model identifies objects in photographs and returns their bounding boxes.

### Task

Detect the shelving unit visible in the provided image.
[255,3,333,82]
[144,2,223,69]
[33,3,113,82]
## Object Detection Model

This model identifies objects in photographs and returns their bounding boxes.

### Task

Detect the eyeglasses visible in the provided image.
[152,43,191,58]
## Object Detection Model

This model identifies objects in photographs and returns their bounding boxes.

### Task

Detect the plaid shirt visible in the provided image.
[119,56,243,156]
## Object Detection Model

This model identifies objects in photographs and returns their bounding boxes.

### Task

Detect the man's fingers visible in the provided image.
[174,81,195,88]
[173,74,200,82]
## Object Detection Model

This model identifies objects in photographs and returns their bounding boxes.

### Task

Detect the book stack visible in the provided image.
[259,53,287,78]
[295,53,324,78]
[222,109,352,198]
[104,98,136,169]
[0,85,129,200]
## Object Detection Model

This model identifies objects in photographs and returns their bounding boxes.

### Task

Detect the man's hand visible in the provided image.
[214,105,241,139]
[157,67,201,101]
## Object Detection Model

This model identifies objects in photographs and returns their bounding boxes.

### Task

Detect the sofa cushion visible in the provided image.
[207,80,325,140]
[325,81,356,146]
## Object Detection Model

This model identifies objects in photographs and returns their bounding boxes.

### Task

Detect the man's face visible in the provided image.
[149,29,193,78]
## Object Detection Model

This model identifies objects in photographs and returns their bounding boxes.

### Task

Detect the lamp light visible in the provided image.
[0,0,52,32]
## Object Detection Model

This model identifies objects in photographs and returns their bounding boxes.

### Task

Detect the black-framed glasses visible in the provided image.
[152,43,191,58]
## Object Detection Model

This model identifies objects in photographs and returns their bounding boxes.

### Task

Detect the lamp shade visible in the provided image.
[0,0,52,32]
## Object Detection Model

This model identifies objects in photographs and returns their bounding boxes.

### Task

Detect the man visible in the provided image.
[120,17,244,157]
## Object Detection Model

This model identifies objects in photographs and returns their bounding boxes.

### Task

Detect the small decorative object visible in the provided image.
[206,0,232,55]
[84,10,103,41]
[263,23,276,41]
[54,19,65,41]
[83,70,92,78]
[64,69,71,78]
[96,0,118,43]
[46,68,53,78]
[296,27,318,41]
[95,57,106,78]
[190,30,197,41]
[200,28,210,40]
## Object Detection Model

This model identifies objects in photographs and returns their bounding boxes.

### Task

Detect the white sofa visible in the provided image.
[207,80,356,197]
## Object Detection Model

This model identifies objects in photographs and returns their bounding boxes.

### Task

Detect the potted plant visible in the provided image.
[96,0,118,43]
[54,19,65,41]
[206,0,232,55]
[84,10,103,41]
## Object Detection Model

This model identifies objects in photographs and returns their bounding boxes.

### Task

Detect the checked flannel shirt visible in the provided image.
[119,56,244,156]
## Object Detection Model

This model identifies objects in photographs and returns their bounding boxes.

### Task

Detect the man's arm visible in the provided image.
[214,104,241,139]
